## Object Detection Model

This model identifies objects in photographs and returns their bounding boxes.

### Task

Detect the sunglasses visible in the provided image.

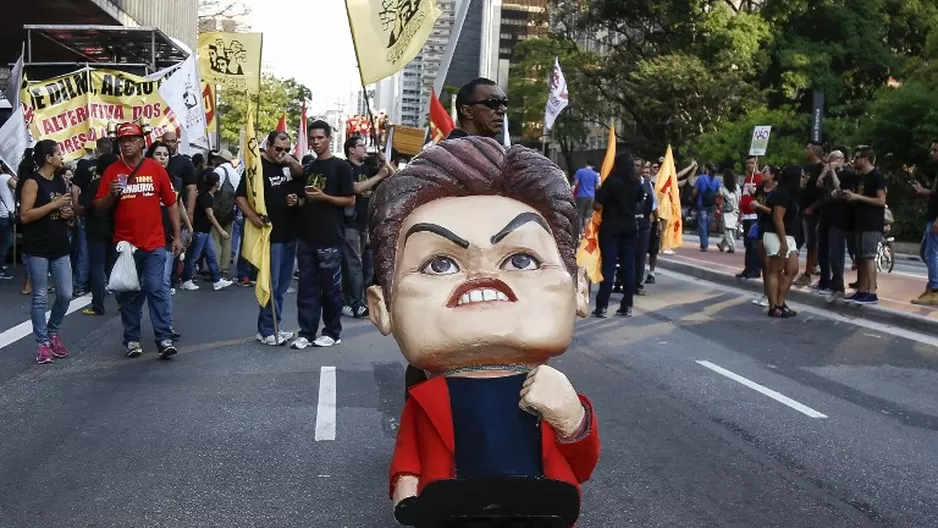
[273,146,289,153]
[469,98,509,110]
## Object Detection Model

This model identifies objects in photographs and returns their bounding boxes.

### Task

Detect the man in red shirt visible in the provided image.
[737,155,763,279]
[94,122,183,359]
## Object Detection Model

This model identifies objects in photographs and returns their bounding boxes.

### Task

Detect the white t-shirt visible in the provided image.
[0,173,15,219]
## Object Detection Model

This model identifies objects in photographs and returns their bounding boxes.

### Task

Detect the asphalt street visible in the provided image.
[0,264,936,527]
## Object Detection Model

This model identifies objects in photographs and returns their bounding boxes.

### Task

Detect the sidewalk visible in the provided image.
[656,243,938,335]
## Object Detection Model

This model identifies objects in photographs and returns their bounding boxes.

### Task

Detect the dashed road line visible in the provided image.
[315,366,337,441]
[696,360,828,419]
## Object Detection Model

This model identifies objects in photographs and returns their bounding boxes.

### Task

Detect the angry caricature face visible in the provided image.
[368,194,589,375]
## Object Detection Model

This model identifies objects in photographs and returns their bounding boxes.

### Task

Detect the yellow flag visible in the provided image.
[345,0,442,85]
[654,145,683,252]
[241,100,272,307]
[197,32,263,93]
[576,121,617,283]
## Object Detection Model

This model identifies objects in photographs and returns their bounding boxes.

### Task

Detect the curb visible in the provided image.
[657,257,938,336]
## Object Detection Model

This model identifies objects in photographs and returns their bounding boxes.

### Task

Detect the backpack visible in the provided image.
[701,177,718,207]
[214,166,236,226]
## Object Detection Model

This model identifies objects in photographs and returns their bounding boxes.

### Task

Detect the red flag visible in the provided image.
[276,114,288,132]
[429,91,455,142]
[294,104,308,158]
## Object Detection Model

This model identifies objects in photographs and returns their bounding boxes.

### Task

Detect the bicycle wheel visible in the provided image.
[885,243,895,273]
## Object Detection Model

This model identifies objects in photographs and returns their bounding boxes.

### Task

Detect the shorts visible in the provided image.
[801,214,819,251]
[648,224,661,256]
[763,232,798,258]
[856,231,882,260]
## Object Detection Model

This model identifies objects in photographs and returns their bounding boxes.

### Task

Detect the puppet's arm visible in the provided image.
[520,366,601,483]
[389,397,422,506]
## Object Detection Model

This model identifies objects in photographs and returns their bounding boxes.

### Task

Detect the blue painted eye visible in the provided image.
[501,253,541,271]
[421,256,460,275]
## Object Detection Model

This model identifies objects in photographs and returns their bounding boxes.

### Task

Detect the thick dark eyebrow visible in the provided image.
[404,223,470,249]
[490,212,550,244]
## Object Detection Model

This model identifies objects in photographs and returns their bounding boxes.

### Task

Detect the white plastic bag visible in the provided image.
[107,241,140,292]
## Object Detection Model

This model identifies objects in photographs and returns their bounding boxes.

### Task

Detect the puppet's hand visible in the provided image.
[392,474,419,507]
[520,365,586,439]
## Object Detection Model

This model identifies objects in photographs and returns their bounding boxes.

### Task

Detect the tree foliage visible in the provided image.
[216,76,312,149]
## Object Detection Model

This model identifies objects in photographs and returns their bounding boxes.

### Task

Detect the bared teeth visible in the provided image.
[457,288,511,306]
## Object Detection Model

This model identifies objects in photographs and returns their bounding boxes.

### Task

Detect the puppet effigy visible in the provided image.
[366,137,600,526]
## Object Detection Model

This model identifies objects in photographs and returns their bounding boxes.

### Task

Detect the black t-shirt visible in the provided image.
[764,187,799,235]
[800,162,823,213]
[81,153,119,241]
[448,374,542,479]
[595,176,640,237]
[297,157,355,245]
[22,173,71,259]
[829,168,857,231]
[193,192,214,233]
[168,155,197,207]
[348,161,378,229]
[73,158,95,197]
[853,169,887,233]
[235,158,299,243]
[927,176,938,222]
[754,183,776,235]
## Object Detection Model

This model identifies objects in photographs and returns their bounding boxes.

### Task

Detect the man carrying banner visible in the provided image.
[94,123,183,359]
[236,130,305,346]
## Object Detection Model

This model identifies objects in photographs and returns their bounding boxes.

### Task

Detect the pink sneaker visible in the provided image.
[49,334,68,358]
[36,343,55,364]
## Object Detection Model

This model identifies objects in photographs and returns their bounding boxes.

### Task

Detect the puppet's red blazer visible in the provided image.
[388,375,601,498]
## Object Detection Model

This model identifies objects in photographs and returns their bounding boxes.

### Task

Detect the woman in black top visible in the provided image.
[16,140,75,364]
[762,165,802,318]
[592,153,644,317]
[750,165,779,308]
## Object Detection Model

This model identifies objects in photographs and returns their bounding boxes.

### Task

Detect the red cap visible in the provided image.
[116,122,144,138]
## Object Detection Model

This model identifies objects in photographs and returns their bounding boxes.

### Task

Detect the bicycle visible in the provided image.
[876,225,895,274]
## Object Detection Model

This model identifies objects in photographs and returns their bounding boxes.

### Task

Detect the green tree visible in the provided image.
[216,75,312,149]
[507,36,604,171]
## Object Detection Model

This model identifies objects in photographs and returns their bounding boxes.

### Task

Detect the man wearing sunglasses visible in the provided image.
[447,77,508,140]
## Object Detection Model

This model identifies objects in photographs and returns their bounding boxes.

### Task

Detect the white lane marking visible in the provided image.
[315,366,337,441]
[657,269,938,349]
[696,360,828,419]
[0,295,92,350]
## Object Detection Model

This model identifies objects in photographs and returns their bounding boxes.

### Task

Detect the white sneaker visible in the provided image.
[291,337,311,350]
[213,279,234,291]
[170,288,176,296]
[341,305,355,317]
[662,249,675,255]
[752,295,768,307]
[256,333,287,346]
[313,335,341,347]
[180,280,199,291]
[278,330,295,341]
[286,287,295,294]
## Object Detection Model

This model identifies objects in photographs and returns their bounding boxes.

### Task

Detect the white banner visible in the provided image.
[544,58,569,131]
[4,54,23,107]
[0,107,31,171]
[155,55,209,153]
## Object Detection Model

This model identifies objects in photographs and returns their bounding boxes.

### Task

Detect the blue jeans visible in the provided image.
[742,218,762,277]
[341,226,369,308]
[87,238,116,314]
[182,232,221,283]
[71,218,89,291]
[817,221,831,289]
[258,240,298,337]
[923,222,938,290]
[25,255,73,344]
[697,207,714,249]
[296,241,343,340]
[596,232,637,311]
[116,247,173,345]
[0,216,13,268]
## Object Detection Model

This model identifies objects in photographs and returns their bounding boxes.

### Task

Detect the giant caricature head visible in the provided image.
[366,137,589,375]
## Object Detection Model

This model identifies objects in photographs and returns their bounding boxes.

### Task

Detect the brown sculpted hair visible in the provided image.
[369,136,578,302]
